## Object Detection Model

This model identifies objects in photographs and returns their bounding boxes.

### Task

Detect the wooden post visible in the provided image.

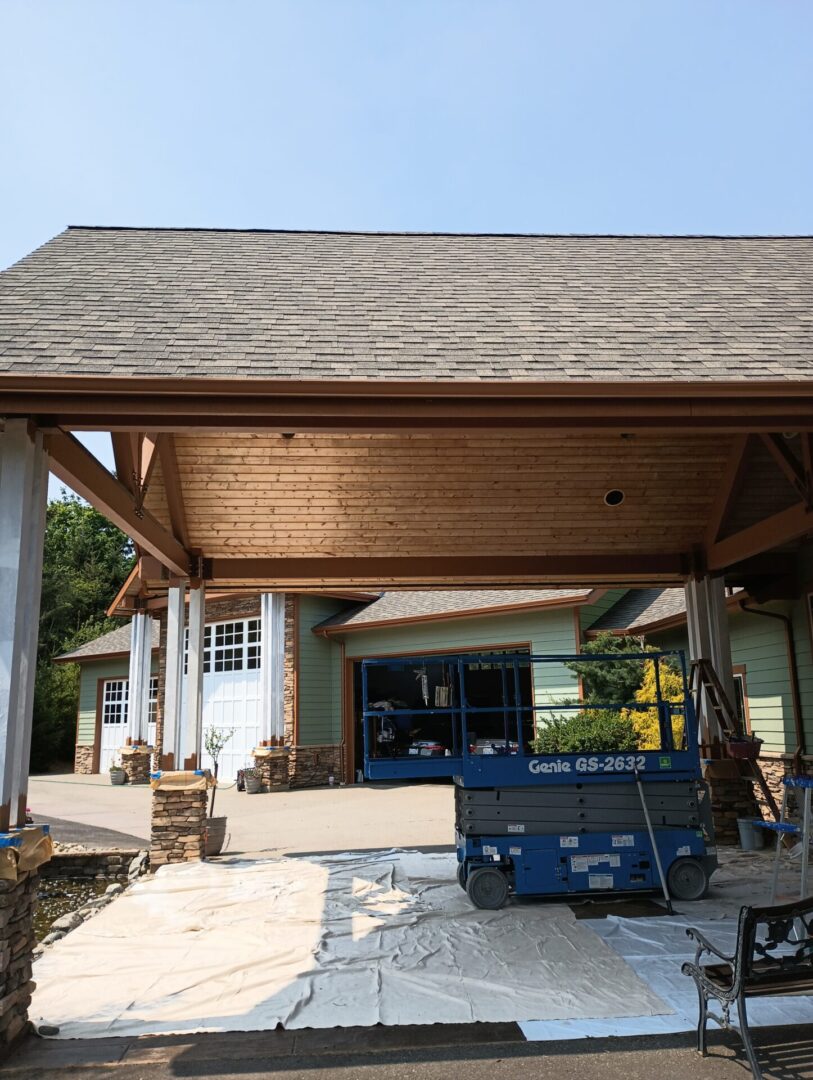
[260,592,285,743]
[184,582,205,768]
[685,575,735,743]
[162,581,186,769]
[127,612,152,744]
[0,421,47,830]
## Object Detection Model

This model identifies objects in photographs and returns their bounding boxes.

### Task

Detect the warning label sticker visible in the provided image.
[588,874,614,889]
[571,854,622,873]
[509,846,522,856]
[560,836,579,848]
[507,824,525,833]
[483,845,498,856]
[611,835,634,848]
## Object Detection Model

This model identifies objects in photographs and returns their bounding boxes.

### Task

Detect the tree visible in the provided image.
[31,493,134,770]
[626,659,686,750]
[565,631,652,705]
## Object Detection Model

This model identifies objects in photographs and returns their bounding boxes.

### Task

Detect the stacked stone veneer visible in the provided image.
[0,870,38,1049]
[42,850,140,884]
[73,745,94,775]
[756,755,813,822]
[150,789,207,866]
[120,746,152,784]
[288,744,344,788]
[253,751,290,791]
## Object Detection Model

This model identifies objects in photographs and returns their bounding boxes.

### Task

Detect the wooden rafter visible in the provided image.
[46,430,191,576]
[760,434,812,506]
[157,434,190,548]
[707,499,813,571]
[704,435,750,547]
[111,432,136,492]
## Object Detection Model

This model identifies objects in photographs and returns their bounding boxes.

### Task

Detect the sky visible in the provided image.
[1,0,812,497]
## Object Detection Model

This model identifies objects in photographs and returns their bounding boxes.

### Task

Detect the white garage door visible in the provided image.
[190,617,262,782]
[100,676,158,772]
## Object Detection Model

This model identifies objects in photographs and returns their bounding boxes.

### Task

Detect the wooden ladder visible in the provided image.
[690,658,781,822]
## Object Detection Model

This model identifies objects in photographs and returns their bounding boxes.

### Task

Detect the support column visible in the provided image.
[0,421,47,832]
[184,582,205,768]
[685,575,736,742]
[127,612,151,744]
[162,580,186,770]
[260,592,285,743]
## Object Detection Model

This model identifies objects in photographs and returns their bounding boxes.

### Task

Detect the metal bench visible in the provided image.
[682,896,813,1078]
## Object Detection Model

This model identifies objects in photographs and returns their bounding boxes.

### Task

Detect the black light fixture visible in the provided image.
[604,489,625,507]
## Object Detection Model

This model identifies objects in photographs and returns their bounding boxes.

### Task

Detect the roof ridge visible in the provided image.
[64,226,813,240]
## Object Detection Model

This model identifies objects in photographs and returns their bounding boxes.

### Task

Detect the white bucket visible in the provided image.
[737,818,764,851]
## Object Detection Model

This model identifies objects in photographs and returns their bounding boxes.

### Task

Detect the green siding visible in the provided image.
[75,656,154,745]
[579,589,628,633]
[297,596,348,745]
[338,607,580,710]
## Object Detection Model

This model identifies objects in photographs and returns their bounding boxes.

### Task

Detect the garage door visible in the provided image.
[189,617,262,782]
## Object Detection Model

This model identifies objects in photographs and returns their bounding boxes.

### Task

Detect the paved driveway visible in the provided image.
[27,773,455,855]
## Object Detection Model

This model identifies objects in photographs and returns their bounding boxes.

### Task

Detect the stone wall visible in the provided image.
[253,751,290,791]
[757,754,813,822]
[150,788,207,866]
[73,744,94,775]
[289,744,344,788]
[0,870,38,1049]
[40,850,143,885]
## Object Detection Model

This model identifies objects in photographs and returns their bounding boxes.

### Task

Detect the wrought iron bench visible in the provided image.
[682,896,813,1078]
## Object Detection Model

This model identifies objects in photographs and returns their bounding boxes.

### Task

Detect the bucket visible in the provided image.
[737,818,765,851]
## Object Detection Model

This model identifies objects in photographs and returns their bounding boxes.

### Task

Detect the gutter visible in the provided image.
[739,600,806,763]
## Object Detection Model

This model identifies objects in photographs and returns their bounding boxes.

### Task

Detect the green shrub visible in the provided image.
[532,709,638,754]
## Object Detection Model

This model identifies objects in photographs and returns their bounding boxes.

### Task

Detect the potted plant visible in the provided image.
[204,726,234,856]
[243,765,263,795]
[109,758,126,785]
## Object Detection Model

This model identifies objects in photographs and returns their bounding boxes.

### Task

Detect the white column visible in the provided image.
[0,421,47,830]
[184,583,205,768]
[260,593,285,742]
[685,574,735,741]
[162,581,186,768]
[127,612,151,744]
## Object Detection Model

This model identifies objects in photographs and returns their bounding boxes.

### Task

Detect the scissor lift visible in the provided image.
[362,650,717,909]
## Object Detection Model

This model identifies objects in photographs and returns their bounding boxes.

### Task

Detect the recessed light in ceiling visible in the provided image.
[604,489,625,507]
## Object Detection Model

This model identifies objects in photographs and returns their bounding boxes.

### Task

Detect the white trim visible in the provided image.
[184,584,206,765]
[261,594,284,742]
[163,583,186,763]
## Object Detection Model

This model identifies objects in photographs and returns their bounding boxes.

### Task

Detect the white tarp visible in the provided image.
[31,850,668,1038]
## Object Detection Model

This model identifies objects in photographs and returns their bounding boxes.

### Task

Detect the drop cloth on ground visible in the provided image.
[31,849,667,1038]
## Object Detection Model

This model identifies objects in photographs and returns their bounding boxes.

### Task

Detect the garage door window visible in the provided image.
[185,618,262,674]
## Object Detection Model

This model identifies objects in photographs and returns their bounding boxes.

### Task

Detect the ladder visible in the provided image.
[690,658,781,823]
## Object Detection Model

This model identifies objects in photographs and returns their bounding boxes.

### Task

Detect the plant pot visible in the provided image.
[205,816,228,856]
[109,770,126,785]
[727,738,763,761]
[244,774,263,794]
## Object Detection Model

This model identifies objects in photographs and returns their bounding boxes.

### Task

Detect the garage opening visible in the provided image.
[352,649,532,780]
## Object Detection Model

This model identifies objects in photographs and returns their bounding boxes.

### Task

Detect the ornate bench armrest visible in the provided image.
[685,926,735,965]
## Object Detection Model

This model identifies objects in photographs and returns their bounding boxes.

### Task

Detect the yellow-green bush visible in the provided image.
[626,660,685,750]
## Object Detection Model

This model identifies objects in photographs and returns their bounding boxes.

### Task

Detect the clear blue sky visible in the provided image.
[1,0,811,495]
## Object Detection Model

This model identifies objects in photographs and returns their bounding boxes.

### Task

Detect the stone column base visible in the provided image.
[703,761,762,845]
[252,749,290,792]
[120,745,153,784]
[150,772,212,867]
[73,745,94,775]
[288,745,343,788]
[0,869,39,1049]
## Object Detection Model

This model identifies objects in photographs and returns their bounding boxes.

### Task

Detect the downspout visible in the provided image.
[739,600,806,767]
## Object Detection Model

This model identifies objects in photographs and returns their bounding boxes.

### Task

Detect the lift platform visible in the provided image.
[362,650,717,908]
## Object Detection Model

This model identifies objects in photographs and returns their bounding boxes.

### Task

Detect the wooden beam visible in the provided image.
[157,434,190,547]
[6,375,813,433]
[111,432,136,492]
[203,554,688,588]
[46,430,191,576]
[707,500,813,571]
[704,435,750,546]
[139,432,161,491]
[760,434,810,503]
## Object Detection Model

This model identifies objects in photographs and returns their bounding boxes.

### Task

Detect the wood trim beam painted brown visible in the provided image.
[156,434,190,548]
[92,677,105,774]
[7,375,813,432]
[761,434,811,505]
[46,430,192,576]
[705,435,750,546]
[111,432,136,493]
[315,590,599,636]
[204,555,688,588]
[707,501,813,571]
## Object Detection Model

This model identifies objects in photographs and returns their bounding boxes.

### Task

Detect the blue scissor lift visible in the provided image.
[362,650,717,909]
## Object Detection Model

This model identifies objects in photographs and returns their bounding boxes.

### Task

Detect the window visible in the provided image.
[184,618,262,675]
[732,665,750,734]
[102,680,128,725]
[148,676,159,726]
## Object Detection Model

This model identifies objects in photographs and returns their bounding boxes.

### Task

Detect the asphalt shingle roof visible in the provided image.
[55,621,159,663]
[315,589,592,631]
[588,589,688,633]
[2,228,812,381]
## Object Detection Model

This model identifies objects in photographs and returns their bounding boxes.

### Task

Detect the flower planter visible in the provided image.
[244,774,263,794]
[205,816,228,856]
[109,770,126,786]
[727,737,763,761]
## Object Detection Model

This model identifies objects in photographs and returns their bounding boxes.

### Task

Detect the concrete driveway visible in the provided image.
[27,773,455,855]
